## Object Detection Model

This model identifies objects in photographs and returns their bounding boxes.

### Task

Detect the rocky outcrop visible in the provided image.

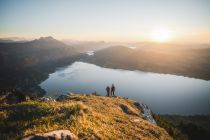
[56,92,75,101]
[22,130,78,140]
[56,94,69,101]
[134,102,157,125]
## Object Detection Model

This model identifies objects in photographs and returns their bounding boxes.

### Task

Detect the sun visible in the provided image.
[150,28,172,43]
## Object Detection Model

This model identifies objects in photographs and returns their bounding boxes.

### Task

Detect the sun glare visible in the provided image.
[150,29,172,43]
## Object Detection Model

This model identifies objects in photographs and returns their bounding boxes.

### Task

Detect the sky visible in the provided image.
[0,0,210,43]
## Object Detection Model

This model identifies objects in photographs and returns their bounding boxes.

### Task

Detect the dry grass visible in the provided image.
[0,94,172,140]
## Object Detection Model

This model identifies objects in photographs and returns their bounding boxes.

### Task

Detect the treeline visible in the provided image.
[153,114,210,140]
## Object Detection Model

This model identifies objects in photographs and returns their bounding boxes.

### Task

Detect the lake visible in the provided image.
[40,62,210,115]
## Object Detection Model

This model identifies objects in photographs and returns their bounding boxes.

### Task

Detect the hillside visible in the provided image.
[158,115,210,140]
[0,36,78,68]
[0,94,172,140]
[0,37,85,95]
[86,46,210,80]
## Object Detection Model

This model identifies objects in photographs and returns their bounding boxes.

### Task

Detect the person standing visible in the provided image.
[106,86,110,96]
[111,84,115,96]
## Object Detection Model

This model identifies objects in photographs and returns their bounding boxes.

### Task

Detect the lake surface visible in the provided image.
[40,62,210,115]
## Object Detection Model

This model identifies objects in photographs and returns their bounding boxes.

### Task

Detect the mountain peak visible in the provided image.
[37,36,56,42]
[28,36,70,48]
[31,36,65,45]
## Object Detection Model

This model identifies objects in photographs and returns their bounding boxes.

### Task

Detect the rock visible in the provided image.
[22,130,78,140]
[56,93,78,101]
[39,96,56,102]
[56,94,69,101]
[132,119,140,123]
[67,92,74,96]
[134,102,157,125]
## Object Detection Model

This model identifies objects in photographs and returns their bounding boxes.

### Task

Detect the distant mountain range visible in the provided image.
[0,37,30,43]
[86,46,210,80]
[0,36,78,68]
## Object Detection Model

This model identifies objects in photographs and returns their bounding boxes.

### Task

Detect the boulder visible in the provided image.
[22,130,78,140]
[39,96,56,102]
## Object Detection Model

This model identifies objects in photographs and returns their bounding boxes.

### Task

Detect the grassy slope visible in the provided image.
[0,94,171,140]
